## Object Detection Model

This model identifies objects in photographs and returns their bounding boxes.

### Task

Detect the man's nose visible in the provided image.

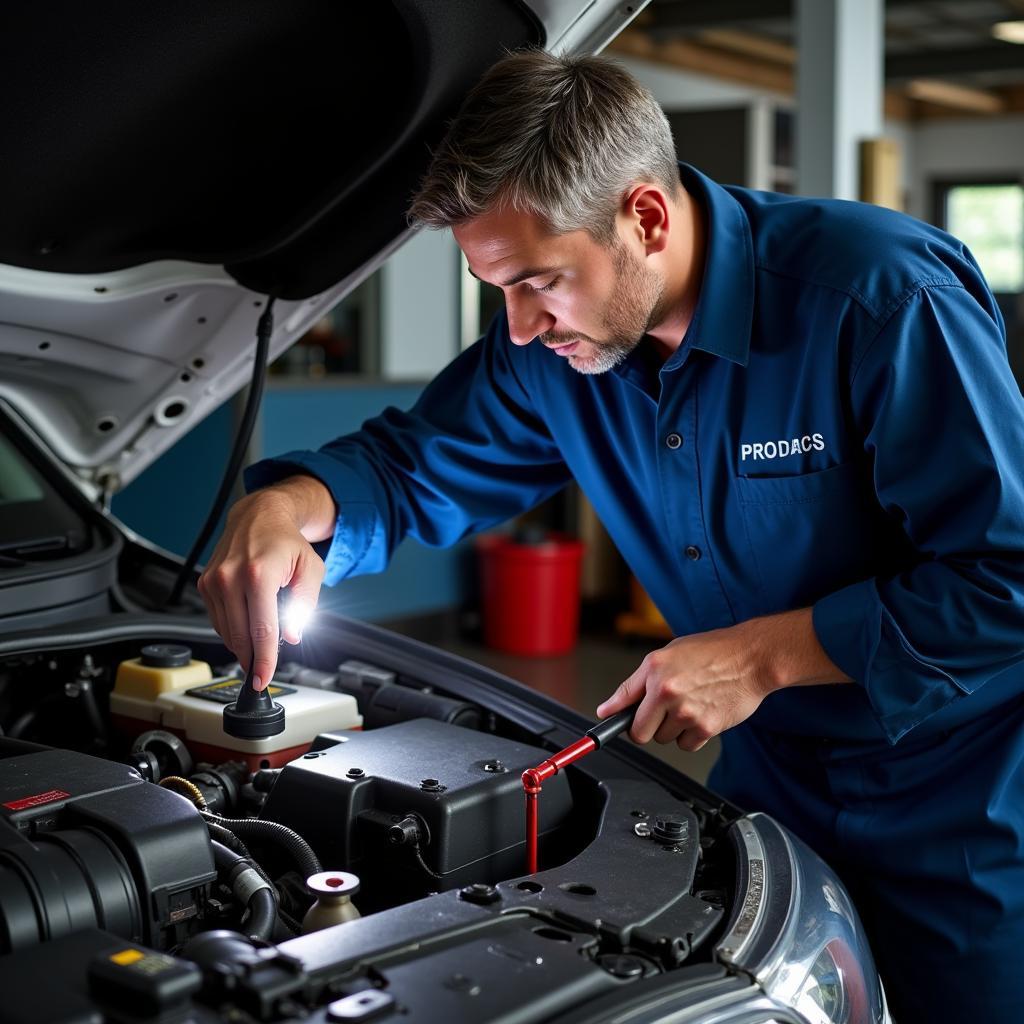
[506,295,554,346]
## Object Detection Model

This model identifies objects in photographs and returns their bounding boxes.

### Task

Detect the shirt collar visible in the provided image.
[662,163,755,370]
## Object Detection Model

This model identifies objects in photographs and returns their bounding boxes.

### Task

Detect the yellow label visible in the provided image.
[110,948,145,966]
[209,679,286,695]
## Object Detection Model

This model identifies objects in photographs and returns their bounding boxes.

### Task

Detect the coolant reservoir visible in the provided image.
[115,643,214,696]
[302,871,361,933]
[111,644,362,768]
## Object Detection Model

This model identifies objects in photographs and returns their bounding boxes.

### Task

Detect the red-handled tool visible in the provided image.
[522,707,637,873]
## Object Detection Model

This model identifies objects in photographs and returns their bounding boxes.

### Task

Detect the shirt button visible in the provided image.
[685,545,702,561]
[665,432,683,450]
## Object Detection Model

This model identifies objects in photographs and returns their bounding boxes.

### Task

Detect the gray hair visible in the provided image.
[408,49,680,243]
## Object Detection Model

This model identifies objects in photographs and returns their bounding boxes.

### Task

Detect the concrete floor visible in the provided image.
[385,618,719,784]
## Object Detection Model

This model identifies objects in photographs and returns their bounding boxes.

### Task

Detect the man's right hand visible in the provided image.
[197,475,337,690]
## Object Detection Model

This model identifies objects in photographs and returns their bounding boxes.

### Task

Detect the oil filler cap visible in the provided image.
[140,644,192,668]
[223,664,286,738]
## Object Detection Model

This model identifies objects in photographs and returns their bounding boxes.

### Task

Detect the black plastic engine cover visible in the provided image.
[0,749,216,951]
[262,720,573,883]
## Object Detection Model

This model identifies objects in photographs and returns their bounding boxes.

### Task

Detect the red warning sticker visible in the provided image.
[3,789,71,811]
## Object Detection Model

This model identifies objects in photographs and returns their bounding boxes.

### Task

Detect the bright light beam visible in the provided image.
[281,597,315,638]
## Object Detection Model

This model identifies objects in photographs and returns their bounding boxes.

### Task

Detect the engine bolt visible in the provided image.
[483,760,506,773]
[653,817,689,843]
[459,883,500,905]
[346,767,365,778]
[420,778,446,792]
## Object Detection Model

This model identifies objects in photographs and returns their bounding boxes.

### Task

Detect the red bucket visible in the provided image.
[476,532,585,656]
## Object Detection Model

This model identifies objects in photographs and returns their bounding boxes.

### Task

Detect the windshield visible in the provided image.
[0,435,45,505]
[0,429,89,559]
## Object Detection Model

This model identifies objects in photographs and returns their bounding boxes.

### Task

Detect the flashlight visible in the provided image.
[281,595,315,640]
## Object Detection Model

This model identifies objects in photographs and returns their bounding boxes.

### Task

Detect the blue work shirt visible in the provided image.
[247,164,1024,747]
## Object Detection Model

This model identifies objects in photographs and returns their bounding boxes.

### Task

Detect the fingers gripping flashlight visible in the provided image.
[223,593,314,740]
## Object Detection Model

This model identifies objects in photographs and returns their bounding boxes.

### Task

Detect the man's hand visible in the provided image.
[197,475,336,690]
[596,608,851,750]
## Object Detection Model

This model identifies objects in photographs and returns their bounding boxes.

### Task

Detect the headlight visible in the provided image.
[715,813,892,1024]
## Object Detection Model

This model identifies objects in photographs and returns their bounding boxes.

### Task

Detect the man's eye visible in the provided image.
[534,278,559,294]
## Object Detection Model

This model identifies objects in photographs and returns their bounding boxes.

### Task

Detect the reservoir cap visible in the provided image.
[140,644,192,668]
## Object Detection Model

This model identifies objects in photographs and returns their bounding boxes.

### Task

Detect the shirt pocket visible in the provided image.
[735,461,860,506]
[734,461,875,610]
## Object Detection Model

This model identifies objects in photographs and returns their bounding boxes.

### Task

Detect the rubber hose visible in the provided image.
[210,840,277,943]
[168,296,276,607]
[207,820,252,859]
[244,887,277,942]
[211,838,243,874]
[204,814,321,879]
[205,821,278,896]
[78,680,107,744]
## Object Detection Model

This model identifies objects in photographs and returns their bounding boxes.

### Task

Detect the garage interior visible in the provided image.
[110,0,1024,787]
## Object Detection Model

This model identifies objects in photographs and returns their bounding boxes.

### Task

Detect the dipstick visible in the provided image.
[521,707,636,873]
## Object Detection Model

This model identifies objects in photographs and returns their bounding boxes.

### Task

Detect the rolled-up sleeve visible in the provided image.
[812,279,1024,743]
[245,313,570,586]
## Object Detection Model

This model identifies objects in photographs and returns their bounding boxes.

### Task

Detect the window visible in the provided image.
[937,182,1024,294]
[269,271,381,379]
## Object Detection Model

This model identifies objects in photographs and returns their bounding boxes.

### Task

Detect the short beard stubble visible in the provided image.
[540,240,666,375]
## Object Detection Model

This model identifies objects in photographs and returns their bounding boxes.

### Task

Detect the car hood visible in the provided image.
[0,1,646,496]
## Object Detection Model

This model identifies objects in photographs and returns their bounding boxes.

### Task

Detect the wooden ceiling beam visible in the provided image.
[884,89,913,121]
[996,82,1024,112]
[904,78,1006,113]
[610,27,919,121]
[695,28,795,65]
[608,27,794,93]
[610,28,1021,123]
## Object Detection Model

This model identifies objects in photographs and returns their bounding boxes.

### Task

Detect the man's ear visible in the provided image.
[621,184,671,256]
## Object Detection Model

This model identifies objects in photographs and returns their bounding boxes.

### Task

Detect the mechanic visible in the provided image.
[199,50,1024,1022]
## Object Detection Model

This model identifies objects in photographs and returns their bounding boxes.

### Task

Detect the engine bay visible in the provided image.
[0,626,745,1023]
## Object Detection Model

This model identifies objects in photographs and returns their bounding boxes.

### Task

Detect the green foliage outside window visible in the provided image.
[947,184,1024,294]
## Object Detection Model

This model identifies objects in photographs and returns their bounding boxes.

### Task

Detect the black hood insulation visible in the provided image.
[0,1,541,299]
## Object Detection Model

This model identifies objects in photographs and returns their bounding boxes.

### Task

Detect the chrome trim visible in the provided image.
[726,814,891,1024]
[716,816,768,965]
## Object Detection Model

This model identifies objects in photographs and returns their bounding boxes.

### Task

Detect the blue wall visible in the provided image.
[112,400,235,565]
[112,382,473,621]
[259,384,473,621]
